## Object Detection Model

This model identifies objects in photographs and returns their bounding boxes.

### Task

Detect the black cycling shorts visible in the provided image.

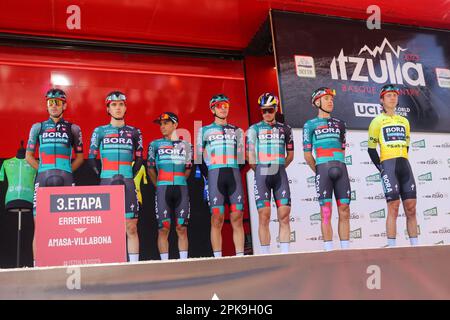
[315,161,351,207]
[380,157,417,202]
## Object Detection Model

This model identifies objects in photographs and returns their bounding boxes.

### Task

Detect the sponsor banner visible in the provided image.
[271,11,450,132]
[35,185,127,267]
[247,129,450,253]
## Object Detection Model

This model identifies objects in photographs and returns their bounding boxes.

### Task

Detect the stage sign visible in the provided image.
[35,185,126,267]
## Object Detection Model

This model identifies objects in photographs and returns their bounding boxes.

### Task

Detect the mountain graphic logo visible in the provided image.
[358,38,407,58]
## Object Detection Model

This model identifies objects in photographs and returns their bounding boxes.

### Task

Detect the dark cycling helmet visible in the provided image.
[258,93,279,108]
[380,84,400,98]
[311,87,336,106]
[105,91,127,106]
[46,88,67,102]
[209,94,229,109]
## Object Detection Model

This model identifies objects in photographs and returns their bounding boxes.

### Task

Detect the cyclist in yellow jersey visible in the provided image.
[368,84,418,247]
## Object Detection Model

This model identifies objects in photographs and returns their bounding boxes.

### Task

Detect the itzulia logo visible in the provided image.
[330,38,426,86]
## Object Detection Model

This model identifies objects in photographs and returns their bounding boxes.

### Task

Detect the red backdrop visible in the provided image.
[0,45,248,158]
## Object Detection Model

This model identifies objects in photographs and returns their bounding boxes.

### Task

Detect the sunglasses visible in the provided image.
[47,99,65,107]
[261,108,276,114]
[212,102,230,110]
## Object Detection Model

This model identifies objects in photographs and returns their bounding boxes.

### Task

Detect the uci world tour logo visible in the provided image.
[310,213,321,222]
[330,38,425,86]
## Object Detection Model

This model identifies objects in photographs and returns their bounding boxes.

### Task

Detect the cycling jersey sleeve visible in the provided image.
[236,127,245,167]
[133,128,144,160]
[368,118,380,149]
[246,125,257,165]
[405,118,411,147]
[340,121,347,150]
[71,124,84,154]
[88,127,101,159]
[195,127,205,165]
[26,122,41,153]
[185,142,193,170]
[147,141,156,169]
[285,124,294,152]
[303,121,313,152]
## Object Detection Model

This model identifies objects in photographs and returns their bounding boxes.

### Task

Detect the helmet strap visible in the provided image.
[316,100,331,114]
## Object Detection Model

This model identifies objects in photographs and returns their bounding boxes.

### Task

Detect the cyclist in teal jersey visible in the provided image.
[246,93,294,254]
[196,94,245,257]
[25,88,84,265]
[303,87,351,251]
[88,91,143,263]
[148,112,192,260]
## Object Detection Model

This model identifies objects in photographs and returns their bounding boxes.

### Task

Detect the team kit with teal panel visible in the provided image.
[89,124,143,219]
[197,123,245,215]
[303,117,351,207]
[246,121,294,209]
[27,118,83,173]
[148,138,192,229]
[27,118,83,215]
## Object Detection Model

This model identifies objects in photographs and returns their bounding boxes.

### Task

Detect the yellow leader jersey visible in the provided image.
[132,163,148,204]
[368,113,410,162]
